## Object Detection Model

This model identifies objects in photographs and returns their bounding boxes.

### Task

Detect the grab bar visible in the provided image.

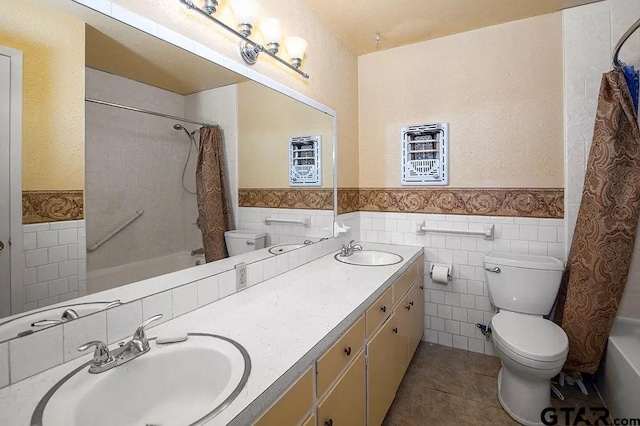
[265,217,311,228]
[87,210,144,252]
[416,221,494,240]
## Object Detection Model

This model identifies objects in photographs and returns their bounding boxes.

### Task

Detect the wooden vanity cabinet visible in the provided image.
[302,414,315,426]
[317,351,366,426]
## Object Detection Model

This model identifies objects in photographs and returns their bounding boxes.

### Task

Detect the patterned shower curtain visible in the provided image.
[196,126,234,262]
[554,69,640,374]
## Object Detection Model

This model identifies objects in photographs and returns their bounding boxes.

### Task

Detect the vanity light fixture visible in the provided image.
[179,0,309,79]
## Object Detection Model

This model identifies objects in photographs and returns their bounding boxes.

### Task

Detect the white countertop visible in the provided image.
[0,243,422,426]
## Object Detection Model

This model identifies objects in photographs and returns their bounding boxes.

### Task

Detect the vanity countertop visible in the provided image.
[0,242,423,426]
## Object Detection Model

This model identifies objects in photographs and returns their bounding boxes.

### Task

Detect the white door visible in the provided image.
[0,53,11,318]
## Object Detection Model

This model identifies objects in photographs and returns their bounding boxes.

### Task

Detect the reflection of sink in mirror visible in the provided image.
[33,334,251,426]
[334,251,404,266]
[87,252,206,295]
[268,244,305,255]
[0,301,121,341]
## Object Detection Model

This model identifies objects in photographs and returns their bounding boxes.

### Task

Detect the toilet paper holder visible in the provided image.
[429,263,452,282]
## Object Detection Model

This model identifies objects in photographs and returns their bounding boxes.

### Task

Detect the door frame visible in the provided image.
[0,45,24,316]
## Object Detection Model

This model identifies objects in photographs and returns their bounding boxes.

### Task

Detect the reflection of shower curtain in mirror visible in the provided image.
[196,126,234,262]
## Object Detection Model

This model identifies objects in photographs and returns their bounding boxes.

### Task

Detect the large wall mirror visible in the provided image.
[0,0,335,342]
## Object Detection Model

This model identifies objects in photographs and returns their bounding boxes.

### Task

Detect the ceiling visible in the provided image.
[85,23,247,96]
[303,0,602,55]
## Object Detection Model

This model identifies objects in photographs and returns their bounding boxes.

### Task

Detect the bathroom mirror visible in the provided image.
[0,0,336,341]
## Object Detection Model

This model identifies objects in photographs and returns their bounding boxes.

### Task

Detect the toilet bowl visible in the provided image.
[491,311,568,425]
[484,252,567,426]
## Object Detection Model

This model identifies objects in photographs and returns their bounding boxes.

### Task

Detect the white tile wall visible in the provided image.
[237,207,334,245]
[564,0,640,319]
[22,221,87,312]
[0,236,343,389]
[357,211,566,355]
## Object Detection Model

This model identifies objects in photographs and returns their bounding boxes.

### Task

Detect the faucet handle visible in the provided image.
[77,340,113,366]
[100,300,122,311]
[133,314,163,340]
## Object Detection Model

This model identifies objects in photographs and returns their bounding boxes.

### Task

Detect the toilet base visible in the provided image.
[498,367,551,426]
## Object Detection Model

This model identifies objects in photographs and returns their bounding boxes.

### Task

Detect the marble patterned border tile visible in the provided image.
[338,188,564,218]
[238,189,334,210]
[22,191,84,224]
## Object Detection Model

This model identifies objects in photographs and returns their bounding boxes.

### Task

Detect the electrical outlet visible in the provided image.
[235,262,247,290]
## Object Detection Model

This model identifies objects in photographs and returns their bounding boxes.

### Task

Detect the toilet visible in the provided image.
[484,252,568,426]
[224,230,267,256]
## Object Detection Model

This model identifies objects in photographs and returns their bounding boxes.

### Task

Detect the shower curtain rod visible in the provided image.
[85,98,216,127]
[613,17,640,68]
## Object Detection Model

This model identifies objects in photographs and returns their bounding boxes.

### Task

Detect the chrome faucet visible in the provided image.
[340,240,363,257]
[31,308,80,327]
[78,314,162,374]
[191,247,205,256]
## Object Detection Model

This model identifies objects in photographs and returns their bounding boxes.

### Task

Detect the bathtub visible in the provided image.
[596,316,640,418]
[88,252,205,294]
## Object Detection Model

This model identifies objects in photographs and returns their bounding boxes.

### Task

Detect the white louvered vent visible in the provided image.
[401,123,449,186]
[289,135,321,186]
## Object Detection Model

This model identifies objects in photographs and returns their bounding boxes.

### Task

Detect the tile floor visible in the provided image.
[383,342,607,426]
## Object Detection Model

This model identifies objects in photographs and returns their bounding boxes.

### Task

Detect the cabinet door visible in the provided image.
[302,414,315,426]
[367,314,405,426]
[317,350,366,426]
[254,368,313,426]
[407,282,424,359]
[396,291,413,375]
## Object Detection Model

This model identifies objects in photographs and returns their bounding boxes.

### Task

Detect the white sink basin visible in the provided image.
[33,334,250,426]
[268,244,304,255]
[335,250,403,266]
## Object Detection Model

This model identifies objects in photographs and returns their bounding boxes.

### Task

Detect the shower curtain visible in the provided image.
[196,126,234,262]
[554,69,640,374]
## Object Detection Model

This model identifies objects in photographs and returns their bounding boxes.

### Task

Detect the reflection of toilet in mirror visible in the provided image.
[484,252,567,426]
[224,231,267,256]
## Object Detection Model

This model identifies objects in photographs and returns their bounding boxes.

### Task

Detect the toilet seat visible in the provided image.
[492,311,568,363]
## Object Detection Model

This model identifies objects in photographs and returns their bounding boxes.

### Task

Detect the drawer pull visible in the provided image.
[344,346,352,356]
[405,304,411,311]
[325,419,334,426]
[380,305,387,313]
[420,285,424,289]
[393,327,398,334]
[409,301,414,306]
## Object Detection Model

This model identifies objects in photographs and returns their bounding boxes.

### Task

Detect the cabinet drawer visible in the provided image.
[317,350,366,426]
[366,287,392,338]
[417,254,424,277]
[316,316,365,397]
[392,261,419,306]
[254,368,313,426]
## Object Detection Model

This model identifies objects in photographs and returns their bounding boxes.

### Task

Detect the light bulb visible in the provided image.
[285,36,307,68]
[230,0,260,26]
[260,18,281,53]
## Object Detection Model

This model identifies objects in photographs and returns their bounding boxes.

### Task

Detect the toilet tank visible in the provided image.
[484,252,564,315]
[224,230,266,257]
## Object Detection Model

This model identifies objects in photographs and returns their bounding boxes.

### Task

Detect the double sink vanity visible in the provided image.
[0,243,424,425]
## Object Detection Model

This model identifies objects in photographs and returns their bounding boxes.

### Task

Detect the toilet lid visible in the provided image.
[491,312,568,362]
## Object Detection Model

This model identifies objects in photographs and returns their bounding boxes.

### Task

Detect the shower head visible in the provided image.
[173,123,194,138]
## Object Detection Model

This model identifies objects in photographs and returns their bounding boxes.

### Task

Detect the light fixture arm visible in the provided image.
[179,0,309,79]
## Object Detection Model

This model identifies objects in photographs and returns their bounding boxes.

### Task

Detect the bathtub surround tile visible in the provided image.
[0,343,8,388]
[143,291,173,325]
[9,326,63,383]
[107,301,143,344]
[63,312,107,362]
[172,283,198,318]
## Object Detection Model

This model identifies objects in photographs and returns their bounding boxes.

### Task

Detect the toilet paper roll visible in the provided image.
[431,265,450,284]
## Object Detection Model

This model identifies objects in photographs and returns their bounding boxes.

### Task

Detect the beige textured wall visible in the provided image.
[358,13,564,188]
[0,0,85,190]
[238,82,334,189]
[111,0,359,187]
